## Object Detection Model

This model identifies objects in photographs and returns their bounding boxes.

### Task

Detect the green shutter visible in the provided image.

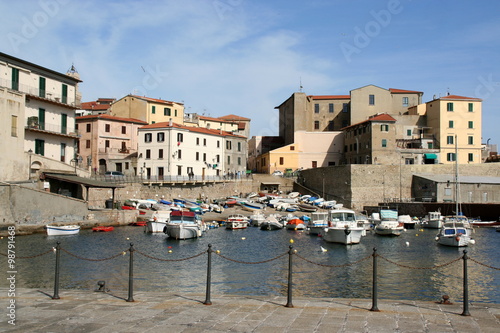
[39,77,46,98]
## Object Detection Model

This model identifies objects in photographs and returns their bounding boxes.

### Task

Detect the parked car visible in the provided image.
[272,170,283,176]
[104,171,125,179]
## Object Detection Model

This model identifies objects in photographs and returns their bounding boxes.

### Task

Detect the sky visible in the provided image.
[1,0,499,145]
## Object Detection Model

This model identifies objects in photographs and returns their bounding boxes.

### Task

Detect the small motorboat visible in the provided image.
[285,218,306,230]
[46,225,80,236]
[92,226,114,232]
[129,221,147,226]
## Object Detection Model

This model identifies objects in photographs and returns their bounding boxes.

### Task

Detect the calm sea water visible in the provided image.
[2,225,499,303]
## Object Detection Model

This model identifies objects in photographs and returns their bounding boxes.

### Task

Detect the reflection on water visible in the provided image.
[1,226,499,303]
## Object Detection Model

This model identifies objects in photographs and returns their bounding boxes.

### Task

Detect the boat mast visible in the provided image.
[455,134,460,218]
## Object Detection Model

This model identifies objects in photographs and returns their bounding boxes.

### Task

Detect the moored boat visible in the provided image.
[436,217,474,247]
[225,214,250,229]
[46,225,80,236]
[260,215,284,230]
[320,208,364,244]
[421,211,443,229]
[285,218,306,230]
[146,210,171,233]
[307,211,329,235]
[373,210,404,236]
[92,226,114,232]
[164,211,203,240]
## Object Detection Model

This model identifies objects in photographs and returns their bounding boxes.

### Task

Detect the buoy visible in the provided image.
[241,237,246,240]
[216,250,220,254]
[320,246,327,252]
[415,234,419,236]
[167,246,172,249]
[168,250,173,253]
[289,239,294,244]
[126,237,130,240]
[405,241,410,246]
[469,239,476,245]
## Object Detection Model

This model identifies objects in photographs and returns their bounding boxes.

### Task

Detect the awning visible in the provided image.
[424,153,437,159]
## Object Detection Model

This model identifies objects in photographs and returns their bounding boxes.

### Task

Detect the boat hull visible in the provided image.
[46,225,80,236]
[321,227,364,244]
[146,221,168,233]
[165,223,201,240]
[374,224,404,236]
[260,222,283,230]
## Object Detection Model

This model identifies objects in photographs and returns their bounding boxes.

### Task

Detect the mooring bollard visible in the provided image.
[203,244,213,305]
[52,242,61,300]
[461,250,470,316]
[126,243,135,302]
[285,245,294,308]
[370,247,379,312]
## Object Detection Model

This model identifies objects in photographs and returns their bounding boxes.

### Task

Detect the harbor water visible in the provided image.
[2,224,499,303]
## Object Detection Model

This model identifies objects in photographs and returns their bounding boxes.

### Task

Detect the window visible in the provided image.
[35,139,45,155]
[468,103,473,112]
[449,121,454,128]
[86,124,91,132]
[216,154,220,163]
[237,142,241,151]
[468,136,474,145]
[314,121,319,130]
[217,140,220,148]
[329,103,334,113]
[62,84,68,104]
[203,153,206,162]
[121,142,127,152]
[60,143,66,162]
[447,153,456,162]
[157,132,164,142]
[164,108,171,116]
[203,139,207,146]
[238,157,241,165]
[406,129,412,136]
[86,140,90,149]
[280,157,284,165]
[227,156,231,165]
[447,136,454,145]
[381,139,387,147]
[312,161,317,168]
[447,102,453,111]
[61,114,67,134]
[226,141,232,150]
[105,124,110,132]
[177,133,183,142]
[314,104,319,113]
[152,106,156,114]
[328,121,334,131]
[11,115,17,137]
[177,150,182,159]
[105,140,110,148]
[342,120,348,127]
[122,126,126,134]
[468,153,474,162]
[369,94,375,105]
[402,97,408,107]
[380,124,389,132]
[468,121,473,129]
[196,138,200,145]
[38,108,45,129]
[11,67,19,90]
[145,133,152,142]
[196,152,199,160]
[159,149,164,159]
[342,103,349,112]
[39,77,46,98]
[146,149,151,159]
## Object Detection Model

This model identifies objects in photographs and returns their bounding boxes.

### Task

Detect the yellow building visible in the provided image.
[425,95,482,164]
[110,94,184,125]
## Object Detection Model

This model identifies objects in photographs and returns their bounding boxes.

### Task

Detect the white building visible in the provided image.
[137,121,247,180]
[0,52,82,182]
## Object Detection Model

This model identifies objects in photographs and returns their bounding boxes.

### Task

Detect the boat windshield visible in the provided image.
[330,212,355,222]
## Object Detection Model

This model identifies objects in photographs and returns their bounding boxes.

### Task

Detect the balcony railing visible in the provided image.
[26,119,79,137]
[0,78,77,107]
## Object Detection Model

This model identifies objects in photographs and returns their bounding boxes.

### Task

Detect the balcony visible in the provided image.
[396,137,439,149]
[26,118,79,138]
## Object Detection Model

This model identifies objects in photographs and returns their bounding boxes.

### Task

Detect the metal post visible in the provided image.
[461,250,470,316]
[285,245,294,308]
[52,242,61,300]
[370,247,379,311]
[126,243,135,302]
[203,244,213,305]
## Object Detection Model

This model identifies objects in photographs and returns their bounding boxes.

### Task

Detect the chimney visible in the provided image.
[169,118,172,126]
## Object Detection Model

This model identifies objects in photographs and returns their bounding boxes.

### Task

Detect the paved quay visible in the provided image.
[2,288,499,332]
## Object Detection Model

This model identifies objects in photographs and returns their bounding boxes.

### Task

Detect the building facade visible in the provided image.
[111,94,184,125]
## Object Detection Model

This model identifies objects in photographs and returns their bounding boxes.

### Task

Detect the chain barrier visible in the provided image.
[469,257,500,270]
[294,252,372,268]
[135,248,206,262]
[215,251,288,264]
[377,253,462,269]
[0,248,54,259]
[60,247,128,262]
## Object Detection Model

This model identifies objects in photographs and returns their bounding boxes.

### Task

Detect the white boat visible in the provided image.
[373,210,404,236]
[260,215,284,230]
[307,211,329,235]
[239,201,266,212]
[225,214,250,229]
[421,211,443,229]
[164,211,202,240]
[146,210,171,233]
[249,212,266,227]
[436,218,473,247]
[320,208,365,245]
[356,213,372,231]
[46,225,80,236]
[398,215,417,229]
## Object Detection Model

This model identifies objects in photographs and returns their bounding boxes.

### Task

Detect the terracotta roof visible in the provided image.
[80,101,111,110]
[438,94,481,101]
[198,115,239,124]
[76,114,148,124]
[389,88,423,94]
[139,122,246,138]
[127,95,183,106]
[341,113,396,130]
[309,95,350,100]
[219,114,251,121]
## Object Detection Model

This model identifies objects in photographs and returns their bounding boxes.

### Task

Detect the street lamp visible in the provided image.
[28,149,33,179]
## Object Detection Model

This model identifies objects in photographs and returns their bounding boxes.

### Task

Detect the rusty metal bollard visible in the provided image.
[126,243,135,302]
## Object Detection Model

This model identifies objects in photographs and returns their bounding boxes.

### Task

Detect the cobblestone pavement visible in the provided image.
[2,288,499,332]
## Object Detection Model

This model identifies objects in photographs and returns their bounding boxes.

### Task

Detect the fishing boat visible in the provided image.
[164,211,203,240]
[146,210,171,233]
[260,215,284,230]
[470,219,500,227]
[46,225,80,236]
[285,218,306,230]
[298,203,317,212]
[239,201,266,212]
[421,211,444,229]
[320,208,365,244]
[92,226,114,232]
[398,215,417,229]
[436,137,475,247]
[307,211,329,235]
[225,214,250,229]
[373,210,404,236]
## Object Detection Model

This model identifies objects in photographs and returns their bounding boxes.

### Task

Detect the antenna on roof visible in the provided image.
[299,77,303,92]
[447,87,450,96]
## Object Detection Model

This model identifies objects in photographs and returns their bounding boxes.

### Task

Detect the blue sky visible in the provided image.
[1,0,499,145]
